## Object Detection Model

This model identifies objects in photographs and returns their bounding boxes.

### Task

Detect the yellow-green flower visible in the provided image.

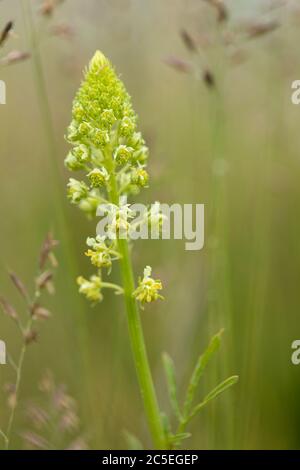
[133,266,163,304]
[77,272,123,303]
[67,178,89,204]
[131,168,149,187]
[66,50,141,154]
[85,236,119,270]
[77,275,103,303]
[87,167,109,188]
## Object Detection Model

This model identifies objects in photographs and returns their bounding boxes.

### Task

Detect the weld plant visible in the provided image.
[65,51,238,450]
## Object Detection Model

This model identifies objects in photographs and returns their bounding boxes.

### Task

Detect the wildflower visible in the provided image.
[65,49,150,227]
[67,178,89,204]
[100,109,116,129]
[77,273,123,303]
[90,128,109,148]
[133,266,163,304]
[77,275,103,303]
[78,191,101,218]
[132,145,149,164]
[107,203,135,239]
[120,116,135,137]
[65,51,238,450]
[147,201,167,235]
[85,236,119,270]
[87,167,109,188]
[65,144,90,170]
[114,145,134,165]
[131,168,149,187]
[67,50,139,154]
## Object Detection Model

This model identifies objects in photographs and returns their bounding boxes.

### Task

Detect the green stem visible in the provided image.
[107,158,166,450]
[5,316,33,450]
[5,342,27,449]
[118,238,166,449]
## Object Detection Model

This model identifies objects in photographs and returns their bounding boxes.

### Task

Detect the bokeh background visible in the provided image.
[0,0,300,450]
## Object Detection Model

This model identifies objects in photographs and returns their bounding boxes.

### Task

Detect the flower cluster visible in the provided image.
[85,236,119,271]
[65,50,149,197]
[66,51,163,305]
[77,275,103,303]
[133,266,163,304]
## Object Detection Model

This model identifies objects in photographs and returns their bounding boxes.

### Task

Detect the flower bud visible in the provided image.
[120,116,135,137]
[91,129,109,148]
[114,145,133,165]
[131,168,149,187]
[67,178,89,204]
[100,109,116,129]
[87,167,109,188]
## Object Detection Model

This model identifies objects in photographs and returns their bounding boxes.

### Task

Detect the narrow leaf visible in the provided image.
[183,329,224,416]
[203,375,239,403]
[169,432,191,447]
[162,352,181,420]
[160,412,172,444]
[189,375,239,421]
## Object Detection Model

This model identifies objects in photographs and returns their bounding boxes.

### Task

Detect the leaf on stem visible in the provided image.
[183,329,224,417]
[203,375,238,403]
[189,375,239,421]
[162,352,181,421]
[168,432,191,448]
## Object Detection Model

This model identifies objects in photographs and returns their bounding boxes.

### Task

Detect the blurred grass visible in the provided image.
[0,0,300,449]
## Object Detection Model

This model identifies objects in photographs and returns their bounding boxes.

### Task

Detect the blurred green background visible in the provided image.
[1,0,300,450]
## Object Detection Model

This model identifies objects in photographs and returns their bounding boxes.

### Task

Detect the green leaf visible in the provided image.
[204,375,239,403]
[162,352,181,421]
[189,375,239,421]
[123,430,144,450]
[169,432,191,447]
[161,412,172,438]
[183,329,224,417]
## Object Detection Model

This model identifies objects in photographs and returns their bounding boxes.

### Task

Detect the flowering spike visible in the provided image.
[65,51,152,303]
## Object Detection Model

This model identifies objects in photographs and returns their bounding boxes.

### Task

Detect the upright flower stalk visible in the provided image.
[65,51,237,449]
[65,51,165,448]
